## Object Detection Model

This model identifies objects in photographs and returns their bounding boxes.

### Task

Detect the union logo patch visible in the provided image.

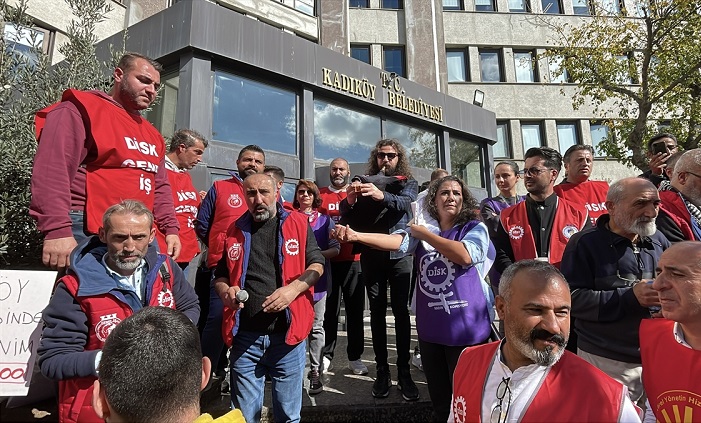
[228,243,242,261]
[228,194,243,208]
[158,289,174,308]
[95,313,121,342]
[562,225,578,239]
[285,239,300,256]
[508,225,524,240]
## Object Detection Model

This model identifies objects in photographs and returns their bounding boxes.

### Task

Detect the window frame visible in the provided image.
[381,0,403,9]
[540,0,562,14]
[475,0,497,12]
[349,0,370,8]
[548,54,570,84]
[572,0,591,15]
[508,0,530,13]
[442,0,464,10]
[446,48,469,82]
[556,121,581,153]
[521,121,545,151]
[383,45,406,78]
[350,44,371,64]
[513,50,538,83]
[478,48,504,83]
[494,121,512,158]
[589,121,610,158]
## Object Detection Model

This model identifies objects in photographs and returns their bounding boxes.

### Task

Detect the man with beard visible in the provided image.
[318,157,368,375]
[38,200,200,423]
[339,140,419,400]
[656,149,701,242]
[195,144,265,387]
[493,147,590,272]
[31,52,181,272]
[554,144,609,225]
[561,177,669,405]
[449,260,640,423]
[155,129,208,273]
[213,173,324,423]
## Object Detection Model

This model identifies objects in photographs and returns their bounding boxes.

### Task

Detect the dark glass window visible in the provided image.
[494,121,511,158]
[212,71,296,155]
[475,0,496,11]
[349,0,369,7]
[450,137,485,188]
[479,49,503,82]
[385,120,438,170]
[351,45,371,64]
[541,0,562,14]
[381,0,403,9]
[383,46,406,78]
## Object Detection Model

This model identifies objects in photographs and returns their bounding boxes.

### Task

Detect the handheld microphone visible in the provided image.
[235,289,249,303]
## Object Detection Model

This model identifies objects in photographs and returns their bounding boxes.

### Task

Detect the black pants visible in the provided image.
[322,260,366,361]
[361,251,413,369]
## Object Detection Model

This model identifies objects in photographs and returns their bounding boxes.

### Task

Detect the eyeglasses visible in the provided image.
[521,167,548,177]
[296,189,313,196]
[490,377,512,423]
[377,152,398,160]
[685,171,701,180]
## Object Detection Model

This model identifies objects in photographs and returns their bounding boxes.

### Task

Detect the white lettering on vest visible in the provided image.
[585,202,607,212]
[177,190,198,202]
[328,202,339,211]
[124,136,159,157]
[121,159,159,173]
[139,174,152,195]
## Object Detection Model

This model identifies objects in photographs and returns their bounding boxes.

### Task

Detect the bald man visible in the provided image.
[656,148,701,242]
[640,241,701,423]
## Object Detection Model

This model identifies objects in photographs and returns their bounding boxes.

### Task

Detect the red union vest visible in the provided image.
[156,169,200,263]
[221,211,314,347]
[554,180,609,225]
[659,190,697,241]
[36,89,165,235]
[452,341,625,422]
[207,178,247,268]
[640,319,701,423]
[318,187,359,262]
[500,197,588,268]
[55,259,176,423]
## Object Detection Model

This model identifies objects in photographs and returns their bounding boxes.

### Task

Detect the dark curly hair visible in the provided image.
[424,175,478,227]
[367,138,412,178]
[292,179,322,209]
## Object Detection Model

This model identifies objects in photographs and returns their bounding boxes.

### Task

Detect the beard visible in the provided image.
[381,163,398,176]
[109,251,145,271]
[619,214,657,237]
[331,174,349,188]
[508,326,568,367]
[252,207,272,222]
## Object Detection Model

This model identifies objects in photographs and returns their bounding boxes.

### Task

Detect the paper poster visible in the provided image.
[0,270,55,396]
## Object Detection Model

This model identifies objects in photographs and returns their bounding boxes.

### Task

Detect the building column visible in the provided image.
[404,0,447,93]
[319,0,349,56]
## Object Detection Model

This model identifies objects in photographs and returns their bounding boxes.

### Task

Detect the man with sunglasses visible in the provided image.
[561,177,669,406]
[449,260,640,423]
[656,149,701,242]
[493,147,590,274]
[339,139,419,401]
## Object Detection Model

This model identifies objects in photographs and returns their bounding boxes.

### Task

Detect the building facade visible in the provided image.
[10,0,642,195]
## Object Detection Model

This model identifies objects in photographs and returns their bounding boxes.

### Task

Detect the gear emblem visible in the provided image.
[453,395,467,423]
[419,253,455,294]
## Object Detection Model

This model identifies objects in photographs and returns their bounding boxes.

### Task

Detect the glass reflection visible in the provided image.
[450,137,484,188]
[213,71,296,155]
[313,99,381,163]
[145,73,178,139]
[385,120,437,170]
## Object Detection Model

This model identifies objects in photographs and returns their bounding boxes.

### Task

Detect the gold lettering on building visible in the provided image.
[380,71,443,123]
[321,67,376,101]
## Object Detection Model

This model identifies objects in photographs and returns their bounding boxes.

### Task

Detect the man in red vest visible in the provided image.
[317,157,368,376]
[449,260,641,423]
[37,200,200,423]
[195,144,265,391]
[213,173,324,423]
[554,144,609,225]
[493,147,590,273]
[641,241,701,423]
[30,52,181,272]
[155,129,208,272]
[656,148,701,243]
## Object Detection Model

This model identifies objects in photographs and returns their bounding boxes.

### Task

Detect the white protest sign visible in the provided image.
[0,270,55,396]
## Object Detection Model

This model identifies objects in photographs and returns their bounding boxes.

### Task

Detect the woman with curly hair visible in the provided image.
[333,175,494,422]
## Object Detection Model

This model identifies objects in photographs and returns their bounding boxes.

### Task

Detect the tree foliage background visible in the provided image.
[544,0,701,170]
[0,0,119,268]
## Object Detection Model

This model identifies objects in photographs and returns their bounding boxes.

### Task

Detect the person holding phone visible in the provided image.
[639,133,679,188]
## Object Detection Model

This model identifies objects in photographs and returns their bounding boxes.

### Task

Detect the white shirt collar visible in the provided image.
[326,184,347,193]
[165,155,185,173]
[674,322,692,348]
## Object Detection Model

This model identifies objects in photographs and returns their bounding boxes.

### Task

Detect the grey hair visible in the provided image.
[168,129,208,153]
[673,149,701,179]
[102,200,154,232]
[499,260,567,302]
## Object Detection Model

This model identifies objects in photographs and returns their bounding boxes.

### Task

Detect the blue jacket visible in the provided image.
[561,214,669,363]
[37,236,200,380]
